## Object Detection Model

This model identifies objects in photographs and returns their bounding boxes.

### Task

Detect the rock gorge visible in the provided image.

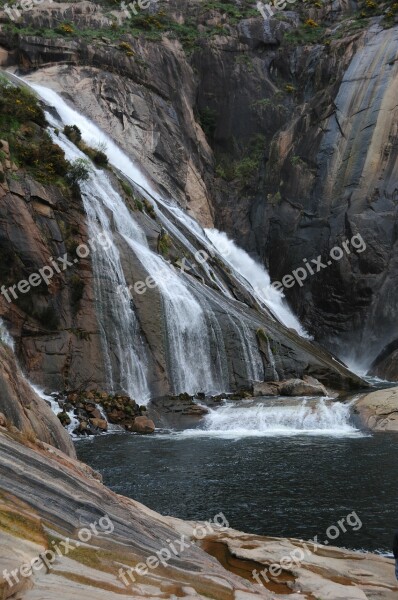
[0,0,397,598]
[0,0,395,375]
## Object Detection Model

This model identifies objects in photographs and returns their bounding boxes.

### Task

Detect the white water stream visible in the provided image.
[21,82,314,403]
[175,399,363,438]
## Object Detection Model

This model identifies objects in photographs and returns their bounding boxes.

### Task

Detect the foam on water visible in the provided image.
[161,399,365,439]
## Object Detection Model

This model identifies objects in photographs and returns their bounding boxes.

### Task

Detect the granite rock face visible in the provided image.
[354,386,398,432]
[0,0,392,395]
[0,342,75,455]
[0,428,396,600]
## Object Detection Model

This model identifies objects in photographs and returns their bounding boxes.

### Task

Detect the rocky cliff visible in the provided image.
[0,334,75,454]
[0,0,395,376]
[0,44,366,400]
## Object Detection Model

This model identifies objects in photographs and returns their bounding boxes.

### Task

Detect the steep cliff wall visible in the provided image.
[0,58,366,399]
[0,0,395,374]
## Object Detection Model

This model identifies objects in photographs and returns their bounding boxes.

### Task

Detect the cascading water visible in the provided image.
[266,337,279,381]
[47,131,151,402]
[0,318,82,434]
[205,228,308,337]
[226,315,264,382]
[177,399,363,438]
[31,84,228,396]
[27,80,310,398]
[0,318,14,349]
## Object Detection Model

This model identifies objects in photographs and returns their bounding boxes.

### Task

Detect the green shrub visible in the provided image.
[199,106,218,139]
[64,125,82,144]
[0,81,46,129]
[158,232,172,256]
[134,197,144,211]
[67,158,92,185]
[120,179,133,197]
[63,126,108,167]
[13,132,69,183]
[143,199,156,219]
[235,157,259,180]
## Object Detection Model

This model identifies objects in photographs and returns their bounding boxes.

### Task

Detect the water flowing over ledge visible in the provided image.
[157,398,364,439]
[22,80,317,402]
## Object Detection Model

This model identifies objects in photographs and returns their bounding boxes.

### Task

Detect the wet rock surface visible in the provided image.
[0,342,75,456]
[253,376,328,398]
[52,389,154,435]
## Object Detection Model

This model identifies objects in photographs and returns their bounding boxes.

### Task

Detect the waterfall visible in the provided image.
[0,319,82,435]
[26,81,309,399]
[175,399,363,438]
[31,84,227,397]
[47,130,151,402]
[205,228,308,337]
[266,337,279,381]
[227,315,264,382]
[0,319,14,349]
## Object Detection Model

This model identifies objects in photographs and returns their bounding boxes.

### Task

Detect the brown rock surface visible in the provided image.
[0,342,75,456]
[354,387,398,432]
[132,415,155,434]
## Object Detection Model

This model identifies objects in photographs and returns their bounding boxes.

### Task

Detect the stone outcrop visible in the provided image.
[53,389,155,435]
[253,376,328,398]
[0,429,271,600]
[0,340,75,456]
[369,341,398,382]
[0,427,396,600]
[354,387,398,432]
[132,415,156,434]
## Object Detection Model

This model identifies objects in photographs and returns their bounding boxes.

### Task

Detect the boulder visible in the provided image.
[279,378,327,397]
[253,378,327,398]
[132,416,155,434]
[253,382,279,397]
[89,418,108,431]
[0,412,6,427]
[354,387,398,432]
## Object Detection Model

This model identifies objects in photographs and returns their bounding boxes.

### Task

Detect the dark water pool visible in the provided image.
[77,430,398,554]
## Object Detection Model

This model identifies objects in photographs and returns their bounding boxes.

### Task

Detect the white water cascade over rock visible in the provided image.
[21,81,361,402]
[205,228,308,337]
[180,399,362,438]
[30,84,234,397]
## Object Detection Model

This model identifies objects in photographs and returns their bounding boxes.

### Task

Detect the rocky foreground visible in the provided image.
[0,427,397,600]
[0,347,396,600]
